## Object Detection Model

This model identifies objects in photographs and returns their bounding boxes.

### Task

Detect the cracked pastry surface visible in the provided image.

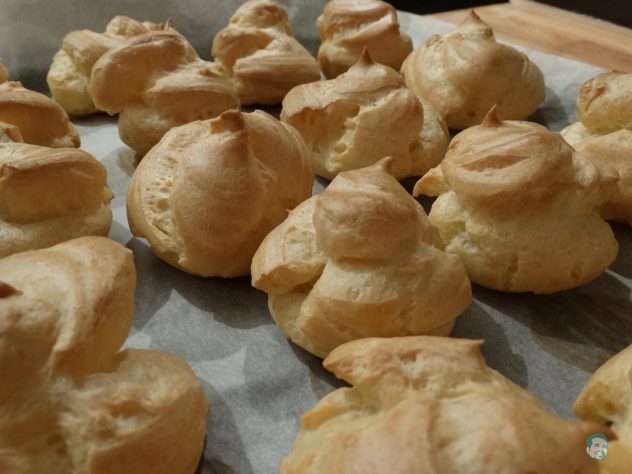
[127,109,313,277]
[281,49,448,180]
[562,72,632,224]
[90,30,239,156]
[414,108,618,293]
[281,336,602,473]
[251,159,471,358]
[47,15,168,116]
[0,237,209,474]
[0,139,113,257]
[316,0,412,78]
[0,82,79,148]
[401,11,545,130]
[574,344,632,474]
[212,0,320,105]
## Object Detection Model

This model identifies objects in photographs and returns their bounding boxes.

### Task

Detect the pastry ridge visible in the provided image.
[316,0,412,78]
[562,72,632,224]
[0,237,209,474]
[127,108,314,277]
[415,107,619,293]
[0,82,80,148]
[47,15,169,116]
[401,11,545,130]
[0,142,113,257]
[251,159,471,358]
[281,49,449,180]
[90,30,240,156]
[574,344,632,474]
[212,0,321,105]
[281,335,602,473]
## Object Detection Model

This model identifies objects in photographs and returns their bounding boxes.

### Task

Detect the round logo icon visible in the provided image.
[586,433,608,460]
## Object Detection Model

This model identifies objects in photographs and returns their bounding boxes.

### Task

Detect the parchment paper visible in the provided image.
[3,3,632,473]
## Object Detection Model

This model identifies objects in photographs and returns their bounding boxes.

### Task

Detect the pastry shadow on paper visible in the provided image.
[452,300,529,388]
[125,238,273,360]
[473,267,632,374]
[536,86,571,131]
[197,382,255,474]
[610,223,632,279]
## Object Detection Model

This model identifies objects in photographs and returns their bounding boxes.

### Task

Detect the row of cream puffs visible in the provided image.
[1,236,626,473]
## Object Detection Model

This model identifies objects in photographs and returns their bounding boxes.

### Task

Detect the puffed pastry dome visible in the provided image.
[401,11,545,130]
[574,344,632,474]
[0,237,209,474]
[316,0,412,78]
[90,31,239,156]
[251,159,471,359]
[281,336,603,473]
[562,72,632,224]
[0,137,113,257]
[0,59,8,83]
[47,16,169,117]
[0,82,80,148]
[212,0,321,105]
[127,109,313,277]
[281,49,449,180]
[414,108,618,293]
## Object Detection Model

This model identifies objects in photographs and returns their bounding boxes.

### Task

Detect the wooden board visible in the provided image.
[431,0,632,72]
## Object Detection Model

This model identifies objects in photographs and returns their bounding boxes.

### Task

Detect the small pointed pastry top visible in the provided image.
[458,10,494,37]
[375,156,395,174]
[481,105,503,128]
[355,47,375,68]
[210,109,246,134]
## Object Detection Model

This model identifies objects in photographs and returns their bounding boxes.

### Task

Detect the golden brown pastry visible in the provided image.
[414,108,618,293]
[401,11,545,130]
[127,109,313,277]
[90,31,239,156]
[212,0,321,105]
[0,59,8,83]
[0,121,22,142]
[0,82,80,148]
[574,345,632,474]
[316,0,412,78]
[251,159,471,358]
[575,71,632,133]
[281,336,603,473]
[47,15,168,116]
[0,237,208,474]
[562,72,632,224]
[281,49,448,180]
[0,141,113,257]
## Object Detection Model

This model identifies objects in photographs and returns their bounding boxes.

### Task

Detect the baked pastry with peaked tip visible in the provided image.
[0,82,79,148]
[251,159,471,359]
[316,0,412,78]
[281,336,603,474]
[281,49,449,180]
[562,72,632,224]
[414,108,618,293]
[401,11,545,130]
[212,0,320,105]
[0,237,209,474]
[47,15,169,116]
[574,344,632,474]
[127,109,313,277]
[91,30,239,156]
[0,59,8,83]
[0,141,113,257]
